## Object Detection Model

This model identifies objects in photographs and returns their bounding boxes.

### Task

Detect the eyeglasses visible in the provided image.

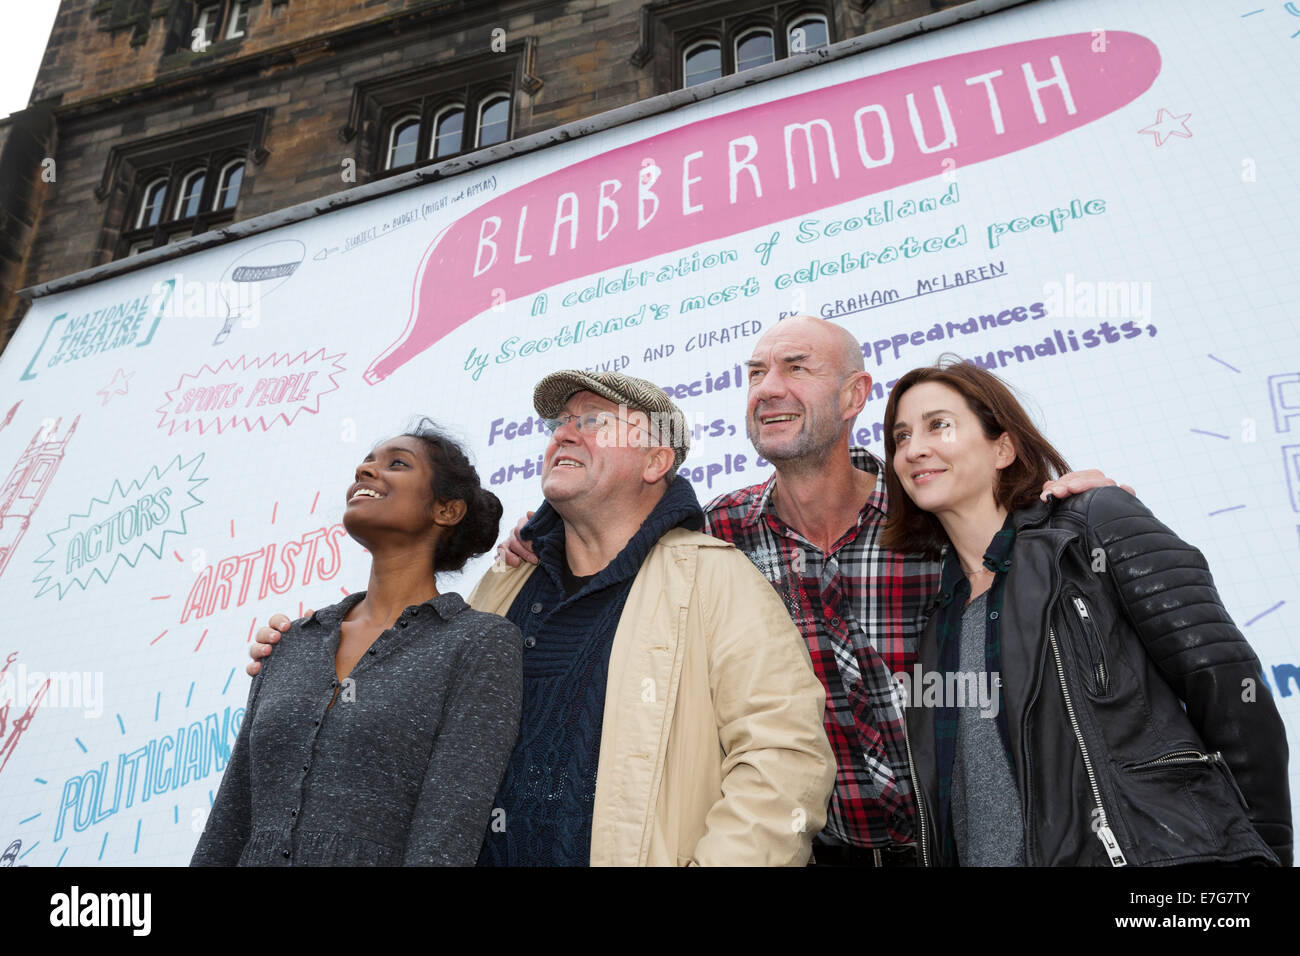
[541,411,643,435]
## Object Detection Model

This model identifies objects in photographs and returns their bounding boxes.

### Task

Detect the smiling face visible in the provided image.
[343,437,441,548]
[744,317,868,465]
[540,391,669,512]
[890,381,1015,519]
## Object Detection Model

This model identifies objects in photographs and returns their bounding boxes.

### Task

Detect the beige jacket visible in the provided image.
[468,527,835,866]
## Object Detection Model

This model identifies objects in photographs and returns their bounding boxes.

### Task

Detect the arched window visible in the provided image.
[136,178,169,229]
[787,15,829,54]
[683,40,723,87]
[112,115,261,260]
[734,29,775,73]
[431,104,465,159]
[476,95,510,148]
[175,168,206,219]
[386,114,421,169]
[213,159,244,210]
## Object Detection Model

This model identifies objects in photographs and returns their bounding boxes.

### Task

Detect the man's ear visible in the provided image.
[642,446,676,485]
[841,371,872,421]
[432,498,467,527]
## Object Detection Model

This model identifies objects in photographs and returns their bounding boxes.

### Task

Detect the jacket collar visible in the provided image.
[1011,495,1056,532]
[934,512,1017,609]
[521,476,706,591]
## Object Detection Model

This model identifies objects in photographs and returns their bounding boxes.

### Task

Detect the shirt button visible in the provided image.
[282,850,291,859]
[398,620,409,628]
[302,764,309,772]
[530,602,543,614]
[290,809,297,817]
[830,617,841,628]
[312,719,320,726]
[330,679,338,688]
[368,648,376,655]
[524,636,537,648]
[989,611,999,620]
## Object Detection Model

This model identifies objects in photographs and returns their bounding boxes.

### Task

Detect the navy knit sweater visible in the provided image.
[477,478,704,866]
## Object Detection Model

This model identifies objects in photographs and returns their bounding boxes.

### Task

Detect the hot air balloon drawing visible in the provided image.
[212,239,306,345]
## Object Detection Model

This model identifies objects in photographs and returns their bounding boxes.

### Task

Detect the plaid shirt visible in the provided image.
[703,448,942,849]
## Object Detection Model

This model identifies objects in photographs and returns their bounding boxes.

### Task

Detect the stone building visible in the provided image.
[0,0,970,352]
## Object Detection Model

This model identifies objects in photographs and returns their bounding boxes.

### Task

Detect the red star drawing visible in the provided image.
[97,368,134,405]
[1139,108,1192,146]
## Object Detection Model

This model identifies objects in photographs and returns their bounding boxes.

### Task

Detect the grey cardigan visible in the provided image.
[191,591,522,866]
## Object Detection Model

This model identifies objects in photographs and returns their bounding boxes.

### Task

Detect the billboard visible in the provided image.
[2,0,1298,865]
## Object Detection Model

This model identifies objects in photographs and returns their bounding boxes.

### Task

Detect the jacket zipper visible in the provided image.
[1071,596,1108,694]
[1129,750,1220,771]
[1048,626,1127,867]
[902,719,930,867]
[1129,750,1250,809]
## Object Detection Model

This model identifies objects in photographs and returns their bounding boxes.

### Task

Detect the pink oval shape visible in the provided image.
[366,31,1161,384]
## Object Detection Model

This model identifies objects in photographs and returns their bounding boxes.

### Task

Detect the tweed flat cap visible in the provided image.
[533,369,691,471]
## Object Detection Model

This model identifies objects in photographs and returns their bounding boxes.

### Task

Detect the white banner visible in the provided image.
[1,0,1297,864]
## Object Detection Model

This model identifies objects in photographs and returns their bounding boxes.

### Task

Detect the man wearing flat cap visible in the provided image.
[247,367,832,865]
[469,369,834,866]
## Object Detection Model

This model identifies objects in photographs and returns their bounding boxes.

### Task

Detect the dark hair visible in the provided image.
[881,357,1070,558]
[400,418,503,573]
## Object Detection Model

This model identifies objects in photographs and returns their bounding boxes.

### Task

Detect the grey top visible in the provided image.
[190,591,522,866]
[950,592,1026,866]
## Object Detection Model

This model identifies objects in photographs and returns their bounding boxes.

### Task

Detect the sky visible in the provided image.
[1,0,62,118]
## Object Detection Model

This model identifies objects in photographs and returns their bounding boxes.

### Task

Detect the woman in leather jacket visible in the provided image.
[881,360,1291,867]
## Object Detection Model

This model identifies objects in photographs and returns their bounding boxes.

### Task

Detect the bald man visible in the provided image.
[502,315,1124,866]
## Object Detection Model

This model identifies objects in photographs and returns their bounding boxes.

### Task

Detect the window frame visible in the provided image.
[118,150,249,258]
[135,177,170,230]
[96,112,268,264]
[194,3,222,47]
[213,159,245,211]
[164,1,255,58]
[384,113,423,171]
[646,2,838,92]
[224,0,249,41]
[733,27,776,74]
[430,103,467,160]
[474,94,511,150]
[174,167,208,220]
[786,12,830,54]
[341,42,539,182]
[375,87,513,177]
[682,38,723,88]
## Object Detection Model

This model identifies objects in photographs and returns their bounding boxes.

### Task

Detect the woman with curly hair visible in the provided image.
[193,420,521,866]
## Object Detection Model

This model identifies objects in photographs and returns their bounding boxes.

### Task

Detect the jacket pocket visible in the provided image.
[1060,589,1109,696]
[1146,751,1256,812]
[1115,750,1256,862]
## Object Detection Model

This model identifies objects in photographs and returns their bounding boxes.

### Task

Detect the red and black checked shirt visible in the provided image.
[703,448,942,849]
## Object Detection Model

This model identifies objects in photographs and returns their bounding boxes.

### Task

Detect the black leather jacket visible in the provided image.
[904,487,1292,866]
